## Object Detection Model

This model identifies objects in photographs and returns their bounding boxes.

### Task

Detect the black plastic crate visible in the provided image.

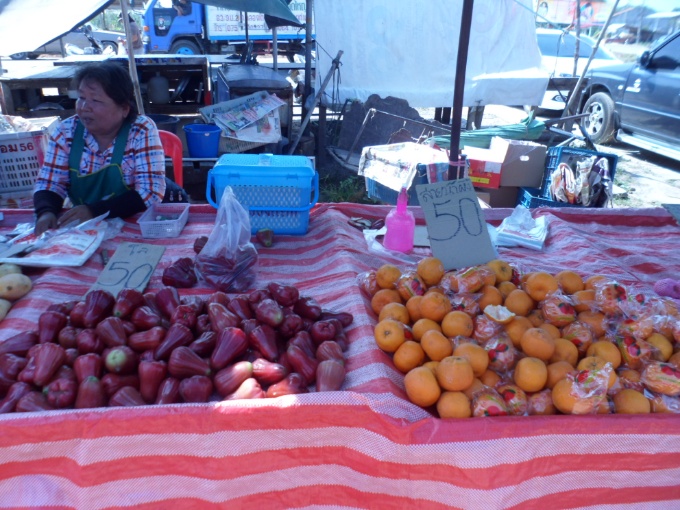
[541,146,618,200]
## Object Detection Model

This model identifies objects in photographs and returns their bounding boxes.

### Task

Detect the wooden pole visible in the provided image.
[120,0,145,115]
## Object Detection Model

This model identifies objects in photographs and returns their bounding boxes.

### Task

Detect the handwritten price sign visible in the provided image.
[90,243,166,296]
[415,177,496,270]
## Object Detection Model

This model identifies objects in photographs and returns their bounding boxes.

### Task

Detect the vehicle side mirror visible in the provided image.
[639,51,650,67]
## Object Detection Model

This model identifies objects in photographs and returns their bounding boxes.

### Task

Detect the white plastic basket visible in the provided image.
[138,203,190,238]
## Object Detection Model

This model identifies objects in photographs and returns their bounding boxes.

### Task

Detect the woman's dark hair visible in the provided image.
[72,61,138,122]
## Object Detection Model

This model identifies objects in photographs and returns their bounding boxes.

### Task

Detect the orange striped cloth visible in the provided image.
[1,204,679,508]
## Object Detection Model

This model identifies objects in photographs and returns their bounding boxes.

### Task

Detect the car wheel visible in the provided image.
[582,92,616,144]
[9,52,28,60]
[101,41,118,55]
[169,40,202,55]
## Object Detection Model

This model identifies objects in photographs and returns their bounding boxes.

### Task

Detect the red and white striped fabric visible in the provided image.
[1,204,679,508]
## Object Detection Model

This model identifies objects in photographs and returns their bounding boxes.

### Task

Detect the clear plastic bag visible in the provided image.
[195,186,258,292]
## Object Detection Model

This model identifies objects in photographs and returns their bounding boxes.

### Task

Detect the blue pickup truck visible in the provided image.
[579,30,680,162]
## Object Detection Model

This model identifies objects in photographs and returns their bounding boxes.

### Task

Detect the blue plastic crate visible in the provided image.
[541,146,618,200]
[517,187,582,208]
[206,154,318,235]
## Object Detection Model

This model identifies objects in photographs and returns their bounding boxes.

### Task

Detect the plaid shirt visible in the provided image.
[34,115,166,207]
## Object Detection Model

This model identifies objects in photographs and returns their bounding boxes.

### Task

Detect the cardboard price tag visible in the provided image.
[90,242,166,296]
[415,178,496,270]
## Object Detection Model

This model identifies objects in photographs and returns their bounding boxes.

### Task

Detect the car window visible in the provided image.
[537,33,614,59]
[651,36,680,70]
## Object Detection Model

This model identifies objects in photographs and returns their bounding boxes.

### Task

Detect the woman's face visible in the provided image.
[76,79,130,138]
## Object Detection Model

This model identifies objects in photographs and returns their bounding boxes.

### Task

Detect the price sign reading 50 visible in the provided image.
[90,243,166,297]
[416,178,496,270]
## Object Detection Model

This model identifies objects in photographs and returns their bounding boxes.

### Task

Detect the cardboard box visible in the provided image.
[464,137,547,189]
[475,186,520,208]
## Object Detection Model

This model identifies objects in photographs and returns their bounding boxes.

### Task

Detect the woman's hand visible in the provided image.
[35,212,58,236]
[58,205,93,228]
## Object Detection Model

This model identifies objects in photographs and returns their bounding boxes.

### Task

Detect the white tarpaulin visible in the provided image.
[0,0,115,57]
[314,0,550,107]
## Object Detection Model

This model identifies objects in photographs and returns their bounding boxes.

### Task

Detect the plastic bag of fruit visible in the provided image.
[195,186,258,292]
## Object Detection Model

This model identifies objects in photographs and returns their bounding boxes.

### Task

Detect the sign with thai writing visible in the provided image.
[415,177,496,270]
[90,242,165,296]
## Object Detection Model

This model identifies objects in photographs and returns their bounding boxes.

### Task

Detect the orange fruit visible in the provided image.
[496,383,529,416]
[618,368,644,392]
[595,282,628,316]
[486,337,519,373]
[527,389,556,415]
[540,295,577,328]
[546,360,576,389]
[453,342,489,377]
[520,327,556,362]
[645,332,673,362]
[396,272,427,301]
[551,377,606,415]
[486,259,513,283]
[419,291,452,323]
[504,289,535,317]
[359,270,380,297]
[584,274,610,291]
[513,357,548,393]
[479,369,501,388]
[496,281,518,300]
[477,285,503,311]
[435,356,475,392]
[412,318,442,342]
[374,318,408,353]
[523,272,559,302]
[555,270,585,295]
[423,360,439,374]
[441,310,474,338]
[526,309,545,327]
[613,389,651,414]
[421,329,454,362]
[577,356,617,389]
[472,314,503,344]
[483,304,516,325]
[436,391,472,418]
[462,377,486,400]
[555,270,585,296]
[452,265,496,293]
[404,366,441,407]
[472,388,509,417]
[549,338,579,367]
[393,340,426,373]
[370,288,402,315]
[586,340,622,369]
[378,302,410,324]
[375,264,402,289]
[572,289,596,313]
[416,257,445,287]
[562,320,596,356]
[504,316,534,348]
[405,295,424,323]
[538,322,561,339]
[669,352,680,369]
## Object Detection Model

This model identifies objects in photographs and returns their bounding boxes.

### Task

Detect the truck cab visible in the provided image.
[144,0,205,54]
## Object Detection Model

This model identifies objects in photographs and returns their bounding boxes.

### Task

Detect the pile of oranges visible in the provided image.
[364,257,680,418]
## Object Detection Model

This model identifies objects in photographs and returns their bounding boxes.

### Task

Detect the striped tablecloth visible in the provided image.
[1,203,679,509]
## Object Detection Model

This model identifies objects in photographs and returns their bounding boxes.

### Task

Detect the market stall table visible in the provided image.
[1,203,679,508]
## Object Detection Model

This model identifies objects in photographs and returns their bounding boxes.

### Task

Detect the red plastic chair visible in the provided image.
[158,130,184,188]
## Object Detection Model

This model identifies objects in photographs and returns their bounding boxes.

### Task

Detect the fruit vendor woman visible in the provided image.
[33,61,187,236]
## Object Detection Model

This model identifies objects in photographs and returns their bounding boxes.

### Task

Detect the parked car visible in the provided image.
[579,30,680,162]
[535,28,620,112]
[10,25,122,59]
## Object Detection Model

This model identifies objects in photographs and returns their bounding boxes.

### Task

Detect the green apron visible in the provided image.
[67,121,132,206]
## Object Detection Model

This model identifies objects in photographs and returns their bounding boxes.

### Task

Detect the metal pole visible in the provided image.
[302,0,314,124]
[448,0,475,180]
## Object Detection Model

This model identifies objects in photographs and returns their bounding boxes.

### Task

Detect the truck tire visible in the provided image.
[169,40,202,55]
[9,52,28,60]
[582,92,616,144]
[101,41,118,55]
